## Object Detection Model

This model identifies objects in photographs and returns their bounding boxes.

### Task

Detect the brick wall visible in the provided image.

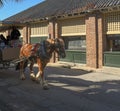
[48,21,55,39]
[48,20,56,62]
[97,13,104,68]
[27,26,31,44]
[23,26,28,44]
[86,12,104,68]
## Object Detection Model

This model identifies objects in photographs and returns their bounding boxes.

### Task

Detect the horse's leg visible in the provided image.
[20,60,26,80]
[29,60,36,81]
[35,62,44,84]
[36,58,48,89]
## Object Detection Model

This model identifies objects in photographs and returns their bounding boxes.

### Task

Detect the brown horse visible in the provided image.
[16,38,66,89]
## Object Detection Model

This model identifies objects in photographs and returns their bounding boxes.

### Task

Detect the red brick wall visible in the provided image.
[48,20,56,62]
[86,12,104,68]
[23,26,28,44]
[97,13,104,68]
[27,26,31,44]
[48,21,55,39]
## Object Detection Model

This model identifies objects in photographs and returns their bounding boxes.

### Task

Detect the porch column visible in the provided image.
[6,30,11,36]
[55,21,60,62]
[27,26,31,43]
[97,13,104,68]
[23,26,29,44]
[48,18,56,62]
[48,19,55,39]
[86,12,104,68]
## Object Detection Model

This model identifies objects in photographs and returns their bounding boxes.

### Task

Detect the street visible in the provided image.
[0,64,120,111]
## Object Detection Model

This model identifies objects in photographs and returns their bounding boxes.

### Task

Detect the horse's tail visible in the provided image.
[15,59,28,70]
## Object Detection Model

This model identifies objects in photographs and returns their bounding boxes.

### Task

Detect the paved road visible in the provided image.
[0,64,120,111]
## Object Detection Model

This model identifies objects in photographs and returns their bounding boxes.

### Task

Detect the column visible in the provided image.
[23,26,28,44]
[86,11,104,68]
[48,18,56,62]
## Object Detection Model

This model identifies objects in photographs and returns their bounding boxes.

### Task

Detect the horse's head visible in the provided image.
[54,38,66,58]
[42,38,66,58]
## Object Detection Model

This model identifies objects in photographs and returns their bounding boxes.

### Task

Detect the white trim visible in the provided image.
[61,33,86,36]
[106,31,120,34]
[31,34,48,37]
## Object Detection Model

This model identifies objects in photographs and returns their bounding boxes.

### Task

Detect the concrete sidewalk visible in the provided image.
[47,62,120,75]
[47,62,120,83]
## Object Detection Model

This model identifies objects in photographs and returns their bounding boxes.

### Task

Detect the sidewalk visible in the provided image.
[47,62,120,75]
[47,62,120,83]
[97,66,120,75]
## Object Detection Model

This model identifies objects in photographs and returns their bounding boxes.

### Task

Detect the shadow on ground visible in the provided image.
[0,66,120,111]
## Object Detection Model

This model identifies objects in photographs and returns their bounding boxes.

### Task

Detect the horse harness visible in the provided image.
[30,40,54,60]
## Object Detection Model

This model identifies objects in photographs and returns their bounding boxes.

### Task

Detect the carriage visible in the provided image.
[0,22,23,69]
[0,47,21,69]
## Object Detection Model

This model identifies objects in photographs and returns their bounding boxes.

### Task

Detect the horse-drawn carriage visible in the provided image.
[0,36,66,89]
[0,22,66,89]
[0,47,20,69]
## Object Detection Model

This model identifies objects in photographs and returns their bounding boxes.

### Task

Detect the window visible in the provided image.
[113,39,120,51]
[107,35,120,51]
[30,37,47,44]
[63,36,86,50]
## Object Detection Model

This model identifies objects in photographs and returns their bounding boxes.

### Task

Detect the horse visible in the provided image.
[16,37,66,89]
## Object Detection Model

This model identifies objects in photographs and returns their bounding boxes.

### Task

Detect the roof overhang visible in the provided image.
[0,21,26,31]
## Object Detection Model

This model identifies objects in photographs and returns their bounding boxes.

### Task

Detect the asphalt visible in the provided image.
[0,62,119,111]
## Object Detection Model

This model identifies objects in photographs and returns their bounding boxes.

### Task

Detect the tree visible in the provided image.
[0,0,22,6]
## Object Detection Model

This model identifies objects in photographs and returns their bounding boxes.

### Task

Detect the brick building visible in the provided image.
[0,0,120,68]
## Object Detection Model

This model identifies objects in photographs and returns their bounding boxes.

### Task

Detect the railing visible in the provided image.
[60,50,86,64]
[104,51,120,67]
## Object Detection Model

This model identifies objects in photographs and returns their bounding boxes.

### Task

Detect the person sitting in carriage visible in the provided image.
[10,26,21,47]
[10,26,21,40]
[0,34,7,49]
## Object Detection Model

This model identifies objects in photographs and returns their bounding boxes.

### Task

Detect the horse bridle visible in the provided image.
[53,38,65,58]
[36,38,65,59]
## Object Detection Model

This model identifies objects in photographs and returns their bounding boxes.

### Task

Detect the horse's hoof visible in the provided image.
[35,78,40,84]
[22,78,26,80]
[31,77,36,81]
[35,76,42,84]
[30,76,36,81]
[36,80,40,84]
[43,85,49,90]
[42,81,49,90]
[20,77,26,80]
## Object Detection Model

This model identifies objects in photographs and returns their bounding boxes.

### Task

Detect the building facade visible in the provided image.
[0,0,120,68]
